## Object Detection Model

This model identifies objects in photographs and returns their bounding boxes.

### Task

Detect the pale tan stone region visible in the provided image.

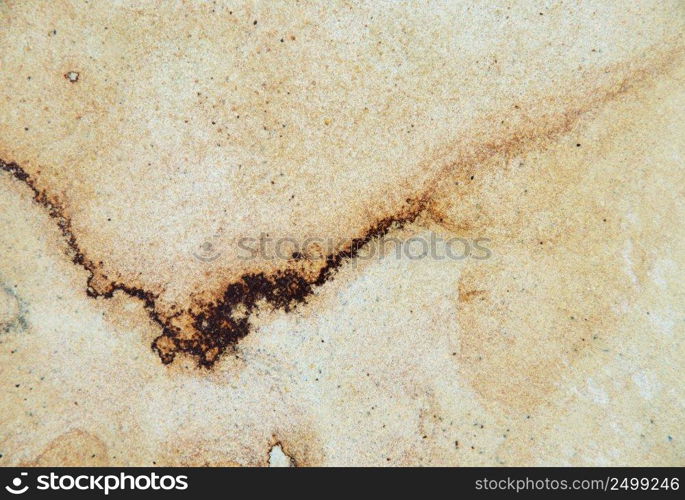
[0,0,683,466]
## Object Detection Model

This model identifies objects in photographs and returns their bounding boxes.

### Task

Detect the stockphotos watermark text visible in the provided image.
[4,471,188,495]
[193,233,492,262]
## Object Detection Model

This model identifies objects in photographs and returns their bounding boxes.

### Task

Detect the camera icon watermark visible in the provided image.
[5,472,28,495]
[192,238,222,262]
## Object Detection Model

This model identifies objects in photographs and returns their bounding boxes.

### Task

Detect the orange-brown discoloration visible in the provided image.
[428,59,685,417]
[458,287,487,304]
[22,430,109,466]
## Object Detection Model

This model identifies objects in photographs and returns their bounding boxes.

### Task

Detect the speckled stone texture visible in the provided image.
[0,0,683,466]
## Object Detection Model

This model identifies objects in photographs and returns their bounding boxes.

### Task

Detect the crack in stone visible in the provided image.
[1,158,426,367]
